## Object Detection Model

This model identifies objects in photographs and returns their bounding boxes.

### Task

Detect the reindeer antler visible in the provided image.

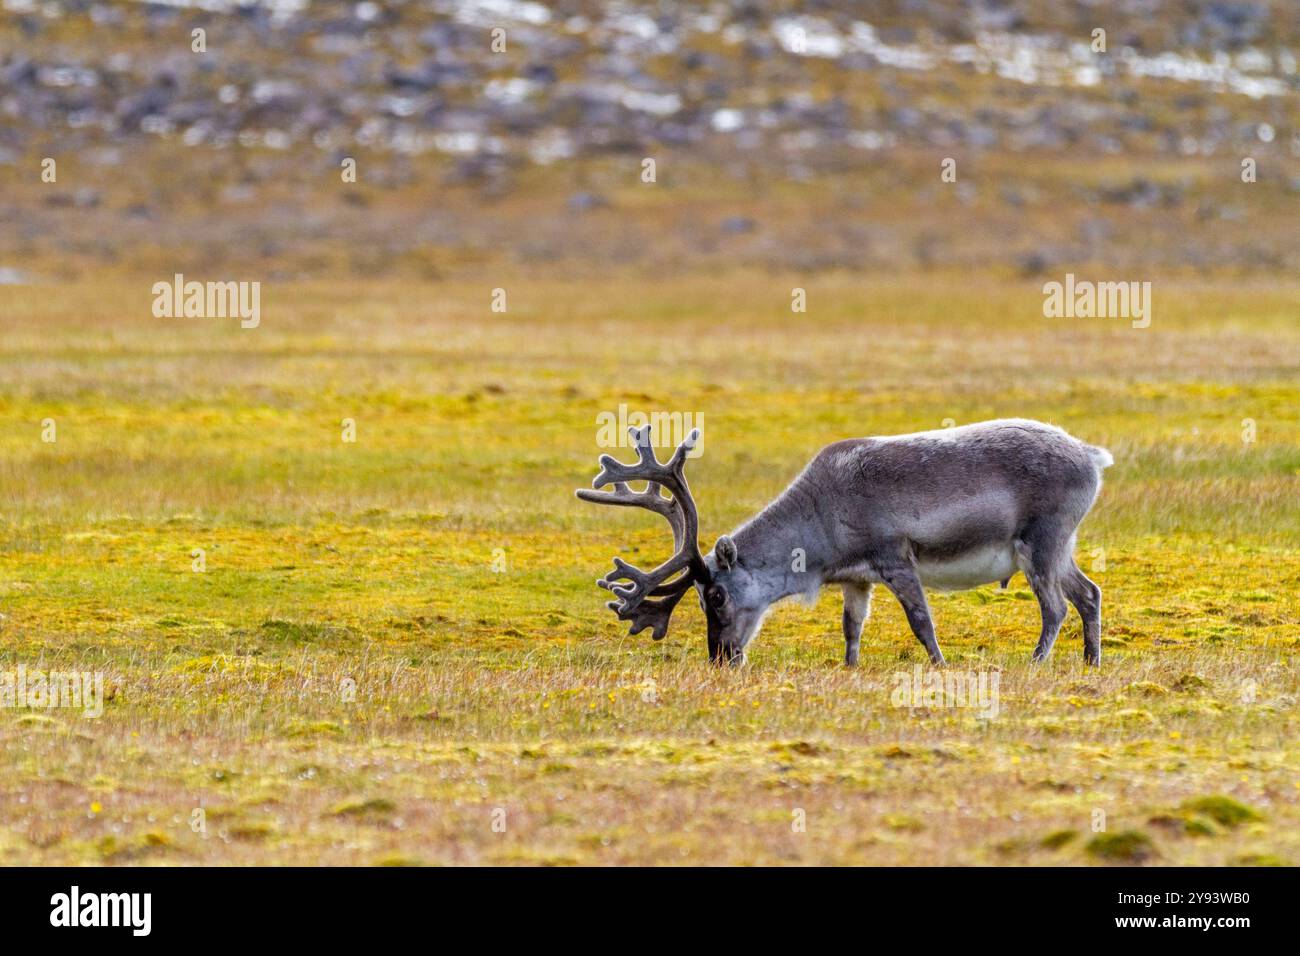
[576,425,708,640]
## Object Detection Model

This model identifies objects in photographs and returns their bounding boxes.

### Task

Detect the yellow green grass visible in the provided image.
[0,273,1297,865]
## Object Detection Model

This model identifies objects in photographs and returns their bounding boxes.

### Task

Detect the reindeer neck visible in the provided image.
[730,475,830,603]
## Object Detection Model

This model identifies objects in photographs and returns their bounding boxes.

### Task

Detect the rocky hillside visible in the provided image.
[2,0,1297,277]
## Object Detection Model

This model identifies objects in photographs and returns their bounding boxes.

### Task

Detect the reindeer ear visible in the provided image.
[715,534,738,570]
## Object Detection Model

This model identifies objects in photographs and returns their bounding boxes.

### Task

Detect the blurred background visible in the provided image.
[2,0,1298,282]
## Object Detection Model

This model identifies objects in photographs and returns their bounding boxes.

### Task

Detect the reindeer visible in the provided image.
[577,419,1112,666]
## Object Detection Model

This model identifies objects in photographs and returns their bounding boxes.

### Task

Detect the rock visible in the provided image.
[566,191,607,212]
[720,216,756,234]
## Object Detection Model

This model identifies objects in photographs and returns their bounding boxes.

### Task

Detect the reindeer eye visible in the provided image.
[706,586,727,610]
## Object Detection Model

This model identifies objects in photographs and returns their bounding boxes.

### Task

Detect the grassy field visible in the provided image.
[0,272,1297,865]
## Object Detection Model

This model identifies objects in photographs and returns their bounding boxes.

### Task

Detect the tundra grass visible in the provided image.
[0,273,1296,865]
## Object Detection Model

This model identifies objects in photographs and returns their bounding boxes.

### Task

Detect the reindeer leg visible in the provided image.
[1029,578,1067,662]
[1063,562,1102,666]
[1016,534,1070,663]
[872,557,944,665]
[841,583,873,666]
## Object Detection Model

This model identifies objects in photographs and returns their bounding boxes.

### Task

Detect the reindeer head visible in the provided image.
[697,531,770,665]
[577,425,751,664]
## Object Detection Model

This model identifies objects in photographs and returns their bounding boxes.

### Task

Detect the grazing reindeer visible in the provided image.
[577,419,1112,666]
